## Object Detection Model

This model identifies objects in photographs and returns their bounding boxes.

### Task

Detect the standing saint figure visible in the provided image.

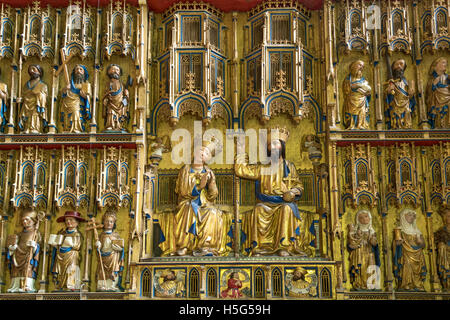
[158,138,231,257]
[95,210,124,292]
[347,209,380,290]
[0,67,8,132]
[435,205,450,291]
[393,208,427,291]
[18,64,48,133]
[343,60,372,130]
[61,64,92,133]
[50,211,86,291]
[102,64,129,132]
[385,59,416,129]
[6,209,41,293]
[235,127,306,257]
[426,57,450,128]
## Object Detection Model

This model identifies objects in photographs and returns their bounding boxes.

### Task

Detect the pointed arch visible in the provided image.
[271,267,282,298]
[141,268,152,298]
[189,268,200,298]
[254,268,265,298]
[207,268,217,298]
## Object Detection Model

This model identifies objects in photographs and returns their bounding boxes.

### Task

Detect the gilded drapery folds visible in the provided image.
[347,209,380,291]
[342,60,371,130]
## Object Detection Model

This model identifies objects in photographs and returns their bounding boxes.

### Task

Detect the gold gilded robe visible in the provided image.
[8,230,41,279]
[435,227,450,290]
[61,81,91,133]
[20,80,48,133]
[385,78,416,129]
[343,76,371,130]
[51,229,82,290]
[347,230,379,290]
[97,231,124,282]
[426,73,450,128]
[235,158,307,256]
[103,81,128,131]
[158,165,232,256]
[394,232,427,291]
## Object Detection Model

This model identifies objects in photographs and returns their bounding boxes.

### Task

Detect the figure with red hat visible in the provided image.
[49,211,86,291]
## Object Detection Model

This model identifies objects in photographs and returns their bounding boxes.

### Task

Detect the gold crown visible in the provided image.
[103,208,117,221]
[269,126,290,143]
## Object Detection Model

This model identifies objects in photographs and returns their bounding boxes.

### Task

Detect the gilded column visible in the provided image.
[48,9,60,134]
[231,12,239,117]
[373,24,383,130]
[7,9,20,134]
[90,7,101,134]
[0,216,5,290]
[420,147,441,291]
[412,1,429,129]
[377,146,393,292]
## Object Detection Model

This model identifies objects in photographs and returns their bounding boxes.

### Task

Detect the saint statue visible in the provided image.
[343,60,371,130]
[435,205,450,291]
[61,64,92,133]
[393,208,427,291]
[347,209,380,290]
[18,65,48,133]
[95,210,124,292]
[50,211,86,291]
[102,64,129,132]
[235,127,305,257]
[385,59,416,129]
[6,209,41,293]
[0,68,8,132]
[426,57,450,128]
[158,138,231,257]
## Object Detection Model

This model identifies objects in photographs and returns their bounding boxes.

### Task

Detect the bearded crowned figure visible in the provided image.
[385,59,416,129]
[158,138,232,257]
[102,64,129,132]
[426,57,450,129]
[6,209,41,293]
[393,208,427,291]
[435,206,450,291]
[235,127,308,257]
[61,64,92,133]
[347,209,380,290]
[18,64,48,133]
[343,60,372,130]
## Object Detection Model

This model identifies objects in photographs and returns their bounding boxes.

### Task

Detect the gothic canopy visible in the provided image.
[0,0,324,11]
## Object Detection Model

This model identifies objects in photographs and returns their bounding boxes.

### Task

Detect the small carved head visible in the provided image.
[21,208,38,229]
[430,57,448,76]
[28,64,43,79]
[349,60,365,77]
[106,64,123,80]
